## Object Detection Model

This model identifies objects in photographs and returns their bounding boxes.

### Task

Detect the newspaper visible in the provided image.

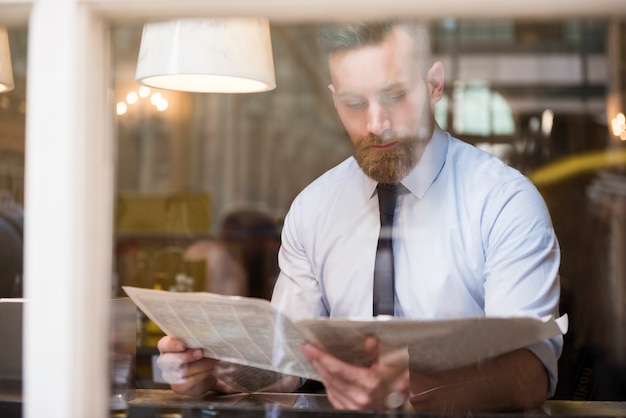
[123,286,568,390]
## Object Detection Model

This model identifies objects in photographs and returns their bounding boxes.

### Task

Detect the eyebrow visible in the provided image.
[335,92,364,101]
[335,82,408,100]
[380,83,407,94]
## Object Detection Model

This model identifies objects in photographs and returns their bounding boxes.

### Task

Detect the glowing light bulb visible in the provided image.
[156,98,169,112]
[138,86,151,98]
[610,113,624,136]
[150,92,163,105]
[116,102,128,115]
[126,91,138,104]
[541,109,554,136]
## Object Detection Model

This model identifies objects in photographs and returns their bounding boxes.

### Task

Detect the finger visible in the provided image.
[301,343,355,392]
[325,385,355,410]
[170,367,218,397]
[360,336,382,369]
[157,335,187,353]
[363,335,380,364]
[157,347,204,371]
[302,342,410,410]
[301,343,382,409]
[302,343,377,390]
[379,348,410,384]
[161,356,218,385]
[158,351,219,383]
[391,369,410,393]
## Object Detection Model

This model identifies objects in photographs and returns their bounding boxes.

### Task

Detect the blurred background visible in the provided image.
[1,19,625,400]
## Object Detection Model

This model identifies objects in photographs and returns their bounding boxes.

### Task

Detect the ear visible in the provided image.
[426,61,445,105]
[328,84,338,108]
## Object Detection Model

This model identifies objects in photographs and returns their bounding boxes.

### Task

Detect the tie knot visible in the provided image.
[377,182,397,195]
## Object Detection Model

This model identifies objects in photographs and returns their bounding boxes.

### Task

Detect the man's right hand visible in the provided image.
[156,336,224,396]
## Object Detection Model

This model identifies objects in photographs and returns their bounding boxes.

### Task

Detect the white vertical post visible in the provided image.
[24,1,113,418]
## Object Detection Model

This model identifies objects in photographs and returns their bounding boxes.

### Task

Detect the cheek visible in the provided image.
[336,110,367,141]
[398,96,429,132]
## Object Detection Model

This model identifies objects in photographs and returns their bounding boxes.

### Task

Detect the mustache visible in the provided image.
[359,133,413,147]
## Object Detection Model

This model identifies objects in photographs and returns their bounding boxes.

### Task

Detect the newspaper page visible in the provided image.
[123,286,318,384]
[123,286,568,384]
[296,315,568,373]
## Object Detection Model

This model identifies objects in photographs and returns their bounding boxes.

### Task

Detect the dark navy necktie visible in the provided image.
[373,183,399,316]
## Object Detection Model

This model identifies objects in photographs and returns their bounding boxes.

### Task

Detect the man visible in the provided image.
[157,20,562,413]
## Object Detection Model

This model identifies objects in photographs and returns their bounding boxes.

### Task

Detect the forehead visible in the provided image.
[327,27,420,94]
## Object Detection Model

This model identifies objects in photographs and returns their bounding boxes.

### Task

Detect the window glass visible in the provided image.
[107,20,626,399]
[0,27,26,299]
[1,18,625,403]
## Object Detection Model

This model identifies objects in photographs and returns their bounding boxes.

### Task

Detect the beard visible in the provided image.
[353,119,433,184]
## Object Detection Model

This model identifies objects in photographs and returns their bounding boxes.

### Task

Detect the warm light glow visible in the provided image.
[116,89,170,116]
[541,109,554,136]
[155,98,168,111]
[126,91,138,104]
[116,102,127,115]
[611,112,626,138]
[150,92,163,105]
[138,86,151,98]
[140,74,273,94]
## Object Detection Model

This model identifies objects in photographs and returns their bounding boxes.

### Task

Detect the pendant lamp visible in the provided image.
[135,18,276,93]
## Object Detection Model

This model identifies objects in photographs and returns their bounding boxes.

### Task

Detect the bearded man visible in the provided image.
[157,20,562,414]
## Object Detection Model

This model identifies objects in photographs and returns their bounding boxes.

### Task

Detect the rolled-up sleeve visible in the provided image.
[482,177,563,396]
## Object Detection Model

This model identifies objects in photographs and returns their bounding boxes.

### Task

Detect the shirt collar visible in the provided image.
[401,124,448,199]
[365,124,449,200]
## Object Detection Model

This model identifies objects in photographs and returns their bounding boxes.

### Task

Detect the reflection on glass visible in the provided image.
[108,21,626,402]
[1,19,623,404]
[1,13,625,418]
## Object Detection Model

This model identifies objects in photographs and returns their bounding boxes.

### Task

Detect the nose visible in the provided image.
[366,103,390,136]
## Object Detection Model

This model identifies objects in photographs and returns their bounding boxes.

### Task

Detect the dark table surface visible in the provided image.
[2,388,626,418]
[127,389,626,418]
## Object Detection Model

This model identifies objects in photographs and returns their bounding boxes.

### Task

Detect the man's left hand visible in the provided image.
[300,335,410,410]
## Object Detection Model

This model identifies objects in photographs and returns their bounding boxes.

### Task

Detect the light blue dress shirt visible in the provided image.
[272,125,562,395]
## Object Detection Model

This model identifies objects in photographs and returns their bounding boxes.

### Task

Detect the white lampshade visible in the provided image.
[135,18,276,93]
[0,27,14,93]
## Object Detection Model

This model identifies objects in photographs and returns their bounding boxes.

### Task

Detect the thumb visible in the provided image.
[157,336,187,353]
[363,335,381,367]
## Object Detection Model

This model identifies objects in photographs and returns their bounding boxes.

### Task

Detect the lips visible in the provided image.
[372,141,397,150]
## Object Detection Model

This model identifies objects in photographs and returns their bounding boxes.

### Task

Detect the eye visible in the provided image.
[342,99,366,110]
[382,91,406,105]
